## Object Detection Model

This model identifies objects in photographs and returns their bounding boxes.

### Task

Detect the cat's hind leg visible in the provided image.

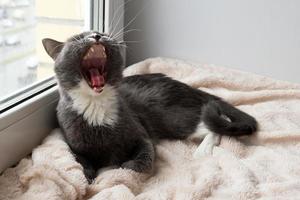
[188,122,221,158]
[193,133,220,158]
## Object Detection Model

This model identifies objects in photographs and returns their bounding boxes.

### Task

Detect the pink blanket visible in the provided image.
[1,57,300,200]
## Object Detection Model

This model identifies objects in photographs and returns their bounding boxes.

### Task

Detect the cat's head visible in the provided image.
[42,31,123,94]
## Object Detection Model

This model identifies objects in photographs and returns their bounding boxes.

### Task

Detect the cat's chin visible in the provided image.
[92,85,104,93]
[81,78,105,93]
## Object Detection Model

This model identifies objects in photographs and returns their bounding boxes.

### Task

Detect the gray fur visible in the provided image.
[42,31,257,183]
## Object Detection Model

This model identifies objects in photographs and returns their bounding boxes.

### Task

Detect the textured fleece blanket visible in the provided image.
[1,57,300,200]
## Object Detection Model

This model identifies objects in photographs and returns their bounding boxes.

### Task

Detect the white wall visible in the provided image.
[124,0,300,83]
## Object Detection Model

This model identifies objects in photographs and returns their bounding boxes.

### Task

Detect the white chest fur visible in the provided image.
[68,81,119,126]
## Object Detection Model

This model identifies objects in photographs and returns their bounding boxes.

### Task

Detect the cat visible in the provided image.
[42,31,257,183]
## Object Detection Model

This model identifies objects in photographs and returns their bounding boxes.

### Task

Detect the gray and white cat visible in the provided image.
[42,31,257,183]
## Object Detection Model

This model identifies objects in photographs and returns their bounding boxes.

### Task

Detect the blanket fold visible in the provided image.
[1,57,300,200]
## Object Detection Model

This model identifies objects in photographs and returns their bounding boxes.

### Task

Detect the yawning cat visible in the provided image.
[42,31,257,183]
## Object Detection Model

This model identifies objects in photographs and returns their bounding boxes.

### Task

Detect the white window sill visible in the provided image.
[0,85,59,172]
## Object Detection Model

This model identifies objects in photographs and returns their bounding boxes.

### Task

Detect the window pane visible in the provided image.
[0,0,90,110]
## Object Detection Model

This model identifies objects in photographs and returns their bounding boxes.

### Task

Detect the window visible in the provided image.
[0,0,125,173]
[0,0,91,111]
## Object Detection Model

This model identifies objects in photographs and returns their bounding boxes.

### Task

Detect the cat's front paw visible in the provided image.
[121,160,152,173]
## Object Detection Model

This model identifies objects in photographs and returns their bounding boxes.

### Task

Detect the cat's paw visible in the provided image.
[193,133,220,159]
[193,143,214,158]
[84,168,96,184]
[121,160,152,173]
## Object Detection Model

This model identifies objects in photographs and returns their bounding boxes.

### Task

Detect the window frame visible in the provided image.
[0,0,95,113]
[0,0,124,173]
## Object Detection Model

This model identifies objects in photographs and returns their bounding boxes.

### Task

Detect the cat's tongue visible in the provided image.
[89,68,105,92]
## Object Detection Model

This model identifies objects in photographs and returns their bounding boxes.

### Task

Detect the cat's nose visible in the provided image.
[94,34,101,41]
[88,33,101,41]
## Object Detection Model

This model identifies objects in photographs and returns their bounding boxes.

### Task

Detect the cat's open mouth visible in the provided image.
[81,43,107,93]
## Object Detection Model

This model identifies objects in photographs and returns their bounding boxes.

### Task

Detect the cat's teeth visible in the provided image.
[91,48,95,52]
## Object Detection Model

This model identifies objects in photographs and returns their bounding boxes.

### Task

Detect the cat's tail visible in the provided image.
[202,100,257,136]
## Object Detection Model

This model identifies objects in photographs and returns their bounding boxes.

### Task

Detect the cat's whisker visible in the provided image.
[111,43,128,48]
[82,39,89,46]
[71,42,84,55]
[111,1,147,40]
[108,1,123,36]
[112,29,141,41]
[109,0,133,37]
[71,36,81,43]
[112,4,147,41]
[118,40,142,44]
[110,6,129,39]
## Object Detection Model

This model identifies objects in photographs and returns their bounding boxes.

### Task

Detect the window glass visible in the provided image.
[0,0,89,110]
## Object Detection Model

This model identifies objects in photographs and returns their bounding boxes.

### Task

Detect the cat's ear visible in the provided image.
[42,38,64,60]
